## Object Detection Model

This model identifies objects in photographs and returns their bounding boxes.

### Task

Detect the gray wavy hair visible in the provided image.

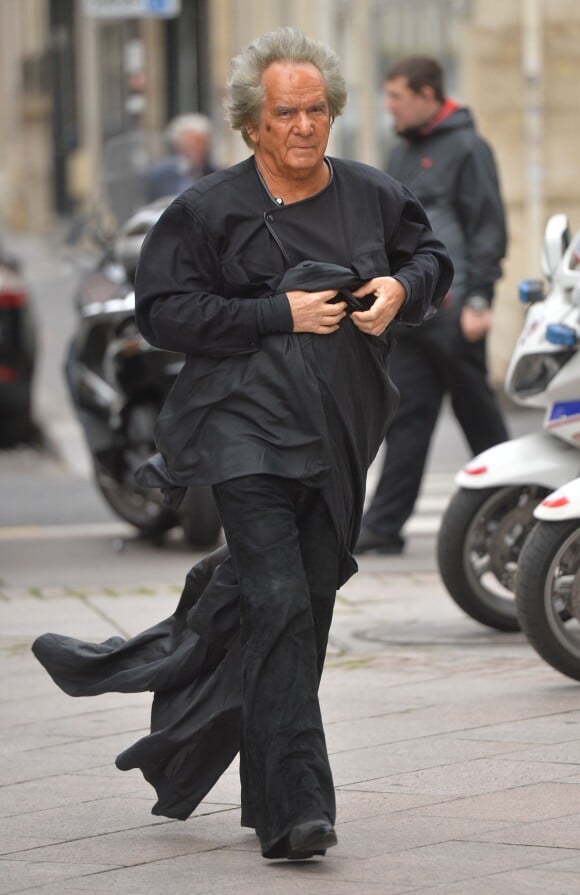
[224,27,347,147]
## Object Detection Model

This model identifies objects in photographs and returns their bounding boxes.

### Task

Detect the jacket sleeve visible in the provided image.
[386,183,455,325]
[135,199,292,356]
[454,137,507,301]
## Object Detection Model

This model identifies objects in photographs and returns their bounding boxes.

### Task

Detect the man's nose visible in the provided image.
[295,112,313,133]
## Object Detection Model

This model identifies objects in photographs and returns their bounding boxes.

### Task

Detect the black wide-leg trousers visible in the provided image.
[212,474,340,857]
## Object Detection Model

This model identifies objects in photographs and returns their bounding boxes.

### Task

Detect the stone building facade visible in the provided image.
[1,0,579,377]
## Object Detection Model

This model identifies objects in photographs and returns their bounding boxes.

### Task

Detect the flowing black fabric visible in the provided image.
[32,546,245,821]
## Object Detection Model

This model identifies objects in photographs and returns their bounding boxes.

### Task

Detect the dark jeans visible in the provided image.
[212,474,340,856]
[364,318,509,543]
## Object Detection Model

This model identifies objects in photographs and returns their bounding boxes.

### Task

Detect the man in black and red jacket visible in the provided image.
[356,55,509,555]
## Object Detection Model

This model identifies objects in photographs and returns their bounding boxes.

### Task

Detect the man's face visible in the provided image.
[246,61,331,180]
[385,76,436,133]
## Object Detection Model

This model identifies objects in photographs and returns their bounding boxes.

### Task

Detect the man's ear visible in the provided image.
[419,85,436,103]
[245,121,258,145]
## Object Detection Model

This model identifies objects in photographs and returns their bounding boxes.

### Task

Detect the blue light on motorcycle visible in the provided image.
[546,323,577,347]
[518,279,544,303]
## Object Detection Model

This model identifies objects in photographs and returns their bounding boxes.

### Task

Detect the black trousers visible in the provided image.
[364,316,509,543]
[212,474,340,857]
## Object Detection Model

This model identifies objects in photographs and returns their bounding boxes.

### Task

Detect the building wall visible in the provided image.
[461,0,580,377]
[0,0,52,232]
[2,0,580,383]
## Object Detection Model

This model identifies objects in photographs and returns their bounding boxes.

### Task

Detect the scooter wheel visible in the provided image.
[437,485,548,632]
[516,519,580,681]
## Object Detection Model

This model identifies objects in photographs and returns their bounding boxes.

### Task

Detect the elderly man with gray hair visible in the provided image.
[146,112,216,201]
[33,27,452,862]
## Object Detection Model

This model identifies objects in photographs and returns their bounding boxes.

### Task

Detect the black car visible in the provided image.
[0,245,37,446]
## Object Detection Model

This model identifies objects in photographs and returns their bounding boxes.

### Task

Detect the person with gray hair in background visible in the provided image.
[32,28,452,862]
[146,112,216,201]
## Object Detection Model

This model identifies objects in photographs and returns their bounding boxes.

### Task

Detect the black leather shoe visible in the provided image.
[354,525,404,555]
[286,820,337,860]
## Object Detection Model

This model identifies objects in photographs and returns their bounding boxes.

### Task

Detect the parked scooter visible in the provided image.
[66,133,222,547]
[516,476,580,680]
[437,214,580,631]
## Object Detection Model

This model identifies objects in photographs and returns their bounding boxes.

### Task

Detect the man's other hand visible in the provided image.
[349,277,407,336]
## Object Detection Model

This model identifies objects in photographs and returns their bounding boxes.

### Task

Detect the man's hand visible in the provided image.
[460,306,493,342]
[286,289,347,334]
[349,277,407,336]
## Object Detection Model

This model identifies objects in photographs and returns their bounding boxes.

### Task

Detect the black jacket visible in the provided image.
[389,103,507,306]
[134,156,453,577]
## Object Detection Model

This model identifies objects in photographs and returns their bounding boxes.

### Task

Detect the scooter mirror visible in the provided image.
[541,214,571,281]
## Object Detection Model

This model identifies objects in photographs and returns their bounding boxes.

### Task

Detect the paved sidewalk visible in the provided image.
[2,567,580,894]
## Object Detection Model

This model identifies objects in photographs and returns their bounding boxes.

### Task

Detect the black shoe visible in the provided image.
[354,525,404,555]
[286,820,337,860]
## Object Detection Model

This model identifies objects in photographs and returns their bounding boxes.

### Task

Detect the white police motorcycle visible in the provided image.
[437,215,580,631]
[516,475,580,680]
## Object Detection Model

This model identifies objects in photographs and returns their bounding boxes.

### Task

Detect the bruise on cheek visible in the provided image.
[265,124,272,132]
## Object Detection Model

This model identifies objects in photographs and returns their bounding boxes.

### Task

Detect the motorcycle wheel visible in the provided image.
[94,468,177,539]
[516,519,580,681]
[437,485,549,632]
[179,485,223,548]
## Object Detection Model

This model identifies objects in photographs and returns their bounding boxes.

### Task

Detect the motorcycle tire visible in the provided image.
[94,468,178,539]
[516,519,580,682]
[437,485,549,632]
[179,485,223,548]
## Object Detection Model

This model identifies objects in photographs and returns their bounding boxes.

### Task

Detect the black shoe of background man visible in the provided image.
[354,525,405,556]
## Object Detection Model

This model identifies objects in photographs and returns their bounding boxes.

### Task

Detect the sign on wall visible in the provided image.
[83,0,181,18]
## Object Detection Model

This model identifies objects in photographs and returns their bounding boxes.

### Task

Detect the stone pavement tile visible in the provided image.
[457,710,580,745]
[498,740,580,764]
[2,686,147,726]
[3,807,244,867]
[325,840,580,889]
[338,756,578,798]
[335,812,509,859]
[0,751,113,788]
[3,594,125,642]
[15,701,149,738]
[464,812,580,849]
[400,780,580,822]
[5,846,347,895]
[0,797,174,842]
[335,787,443,819]
[87,591,182,638]
[0,860,116,895]
[0,726,154,787]
[0,837,64,858]
[328,732,527,777]
[20,867,389,895]
[0,772,147,819]
[320,662,579,732]
[0,731,75,755]
[390,864,580,895]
